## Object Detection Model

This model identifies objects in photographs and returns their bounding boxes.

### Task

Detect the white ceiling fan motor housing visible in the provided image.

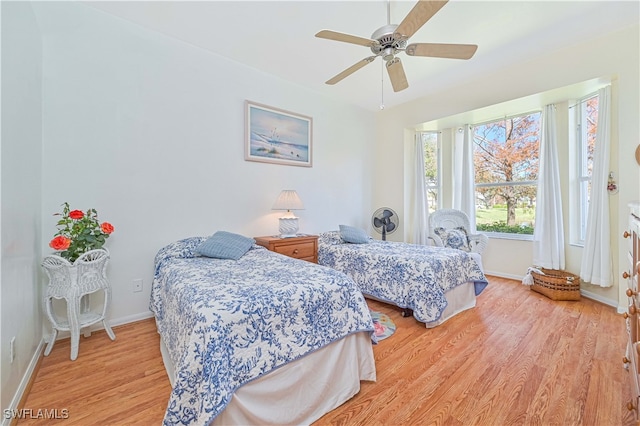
[370,24,407,61]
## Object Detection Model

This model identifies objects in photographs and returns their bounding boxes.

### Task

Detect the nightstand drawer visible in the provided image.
[273,241,315,259]
[253,235,319,263]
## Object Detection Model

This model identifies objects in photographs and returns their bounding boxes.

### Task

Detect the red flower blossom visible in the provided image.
[69,210,84,220]
[49,235,71,251]
[50,203,115,262]
[101,222,114,234]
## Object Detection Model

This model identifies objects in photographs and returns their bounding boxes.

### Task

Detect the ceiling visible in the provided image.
[83,1,639,112]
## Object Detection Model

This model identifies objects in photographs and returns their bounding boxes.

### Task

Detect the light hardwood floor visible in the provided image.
[18,276,636,425]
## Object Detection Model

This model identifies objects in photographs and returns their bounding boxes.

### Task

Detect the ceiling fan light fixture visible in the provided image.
[382,47,396,62]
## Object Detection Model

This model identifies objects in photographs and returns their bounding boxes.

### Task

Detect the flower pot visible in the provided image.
[41,249,116,360]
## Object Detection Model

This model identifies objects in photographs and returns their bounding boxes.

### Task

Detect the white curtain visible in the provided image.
[580,86,612,287]
[533,104,565,269]
[412,135,429,244]
[454,125,477,231]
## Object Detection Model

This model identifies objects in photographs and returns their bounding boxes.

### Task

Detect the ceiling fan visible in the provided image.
[315,0,478,93]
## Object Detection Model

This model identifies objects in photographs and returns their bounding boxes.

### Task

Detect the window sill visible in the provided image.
[485,232,534,242]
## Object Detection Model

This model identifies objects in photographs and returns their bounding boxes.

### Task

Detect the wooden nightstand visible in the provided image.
[254,235,318,263]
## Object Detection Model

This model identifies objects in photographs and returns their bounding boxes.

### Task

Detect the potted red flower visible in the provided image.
[49,202,115,262]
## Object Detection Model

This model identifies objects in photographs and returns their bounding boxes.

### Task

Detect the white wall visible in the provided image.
[1,1,44,416]
[29,1,376,326]
[375,23,640,310]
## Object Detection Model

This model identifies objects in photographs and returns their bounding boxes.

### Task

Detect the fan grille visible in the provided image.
[372,207,398,240]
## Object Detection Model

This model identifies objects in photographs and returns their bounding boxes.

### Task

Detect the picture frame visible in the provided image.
[245,101,313,167]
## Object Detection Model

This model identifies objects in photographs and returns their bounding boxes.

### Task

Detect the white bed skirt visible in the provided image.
[160,330,376,425]
[424,281,476,328]
[365,280,477,329]
[422,252,483,328]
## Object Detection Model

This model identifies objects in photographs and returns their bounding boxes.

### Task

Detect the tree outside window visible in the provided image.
[473,112,541,235]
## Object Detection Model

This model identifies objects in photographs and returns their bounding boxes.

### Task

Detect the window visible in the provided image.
[575,93,599,244]
[472,112,541,236]
[420,131,440,213]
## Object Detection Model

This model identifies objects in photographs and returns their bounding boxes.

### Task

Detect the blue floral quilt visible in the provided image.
[318,231,488,324]
[150,237,375,426]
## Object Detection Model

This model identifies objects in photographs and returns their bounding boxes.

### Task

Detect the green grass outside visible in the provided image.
[476,206,535,226]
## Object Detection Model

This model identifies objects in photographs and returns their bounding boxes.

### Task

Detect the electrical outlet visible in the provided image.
[133,279,143,293]
[10,336,15,363]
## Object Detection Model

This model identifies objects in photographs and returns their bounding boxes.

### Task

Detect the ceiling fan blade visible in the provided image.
[394,0,449,40]
[315,30,379,48]
[325,56,376,85]
[406,43,478,59]
[386,58,409,92]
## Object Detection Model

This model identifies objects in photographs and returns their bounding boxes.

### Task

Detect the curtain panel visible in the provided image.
[533,104,565,269]
[412,136,429,245]
[454,125,477,232]
[580,86,612,287]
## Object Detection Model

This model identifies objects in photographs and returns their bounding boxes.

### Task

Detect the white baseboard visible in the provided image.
[110,311,155,328]
[484,270,524,281]
[43,311,155,343]
[579,288,619,310]
[2,339,46,426]
[484,271,619,310]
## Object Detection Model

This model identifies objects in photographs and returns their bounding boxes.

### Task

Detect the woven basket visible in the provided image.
[531,268,581,301]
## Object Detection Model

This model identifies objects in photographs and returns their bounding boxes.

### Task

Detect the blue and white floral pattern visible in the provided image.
[434,227,471,252]
[150,237,375,426]
[318,231,488,324]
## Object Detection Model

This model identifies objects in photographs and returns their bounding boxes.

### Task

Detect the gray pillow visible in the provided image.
[196,231,255,260]
[339,225,370,244]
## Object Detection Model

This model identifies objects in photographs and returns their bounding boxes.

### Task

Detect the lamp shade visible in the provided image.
[272,190,304,211]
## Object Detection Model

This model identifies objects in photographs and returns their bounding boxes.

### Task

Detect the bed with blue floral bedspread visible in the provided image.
[151,237,376,426]
[318,231,488,326]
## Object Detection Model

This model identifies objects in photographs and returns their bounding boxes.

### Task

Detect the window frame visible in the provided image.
[471,110,541,240]
[572,92,598,246]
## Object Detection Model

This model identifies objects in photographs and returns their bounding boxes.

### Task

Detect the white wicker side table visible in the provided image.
[41,249,116,360]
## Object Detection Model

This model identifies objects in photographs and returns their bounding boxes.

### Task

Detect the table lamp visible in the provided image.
[272,190,304,238]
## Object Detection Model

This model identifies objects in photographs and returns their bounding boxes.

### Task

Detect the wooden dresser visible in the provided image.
[254,235,318,263]
[624,201,640,419]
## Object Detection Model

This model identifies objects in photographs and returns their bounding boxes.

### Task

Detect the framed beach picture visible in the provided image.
[245,101,313,167]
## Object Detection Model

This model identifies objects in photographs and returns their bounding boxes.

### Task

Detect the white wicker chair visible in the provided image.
[42,249,116,360]
[428,209,488,255]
